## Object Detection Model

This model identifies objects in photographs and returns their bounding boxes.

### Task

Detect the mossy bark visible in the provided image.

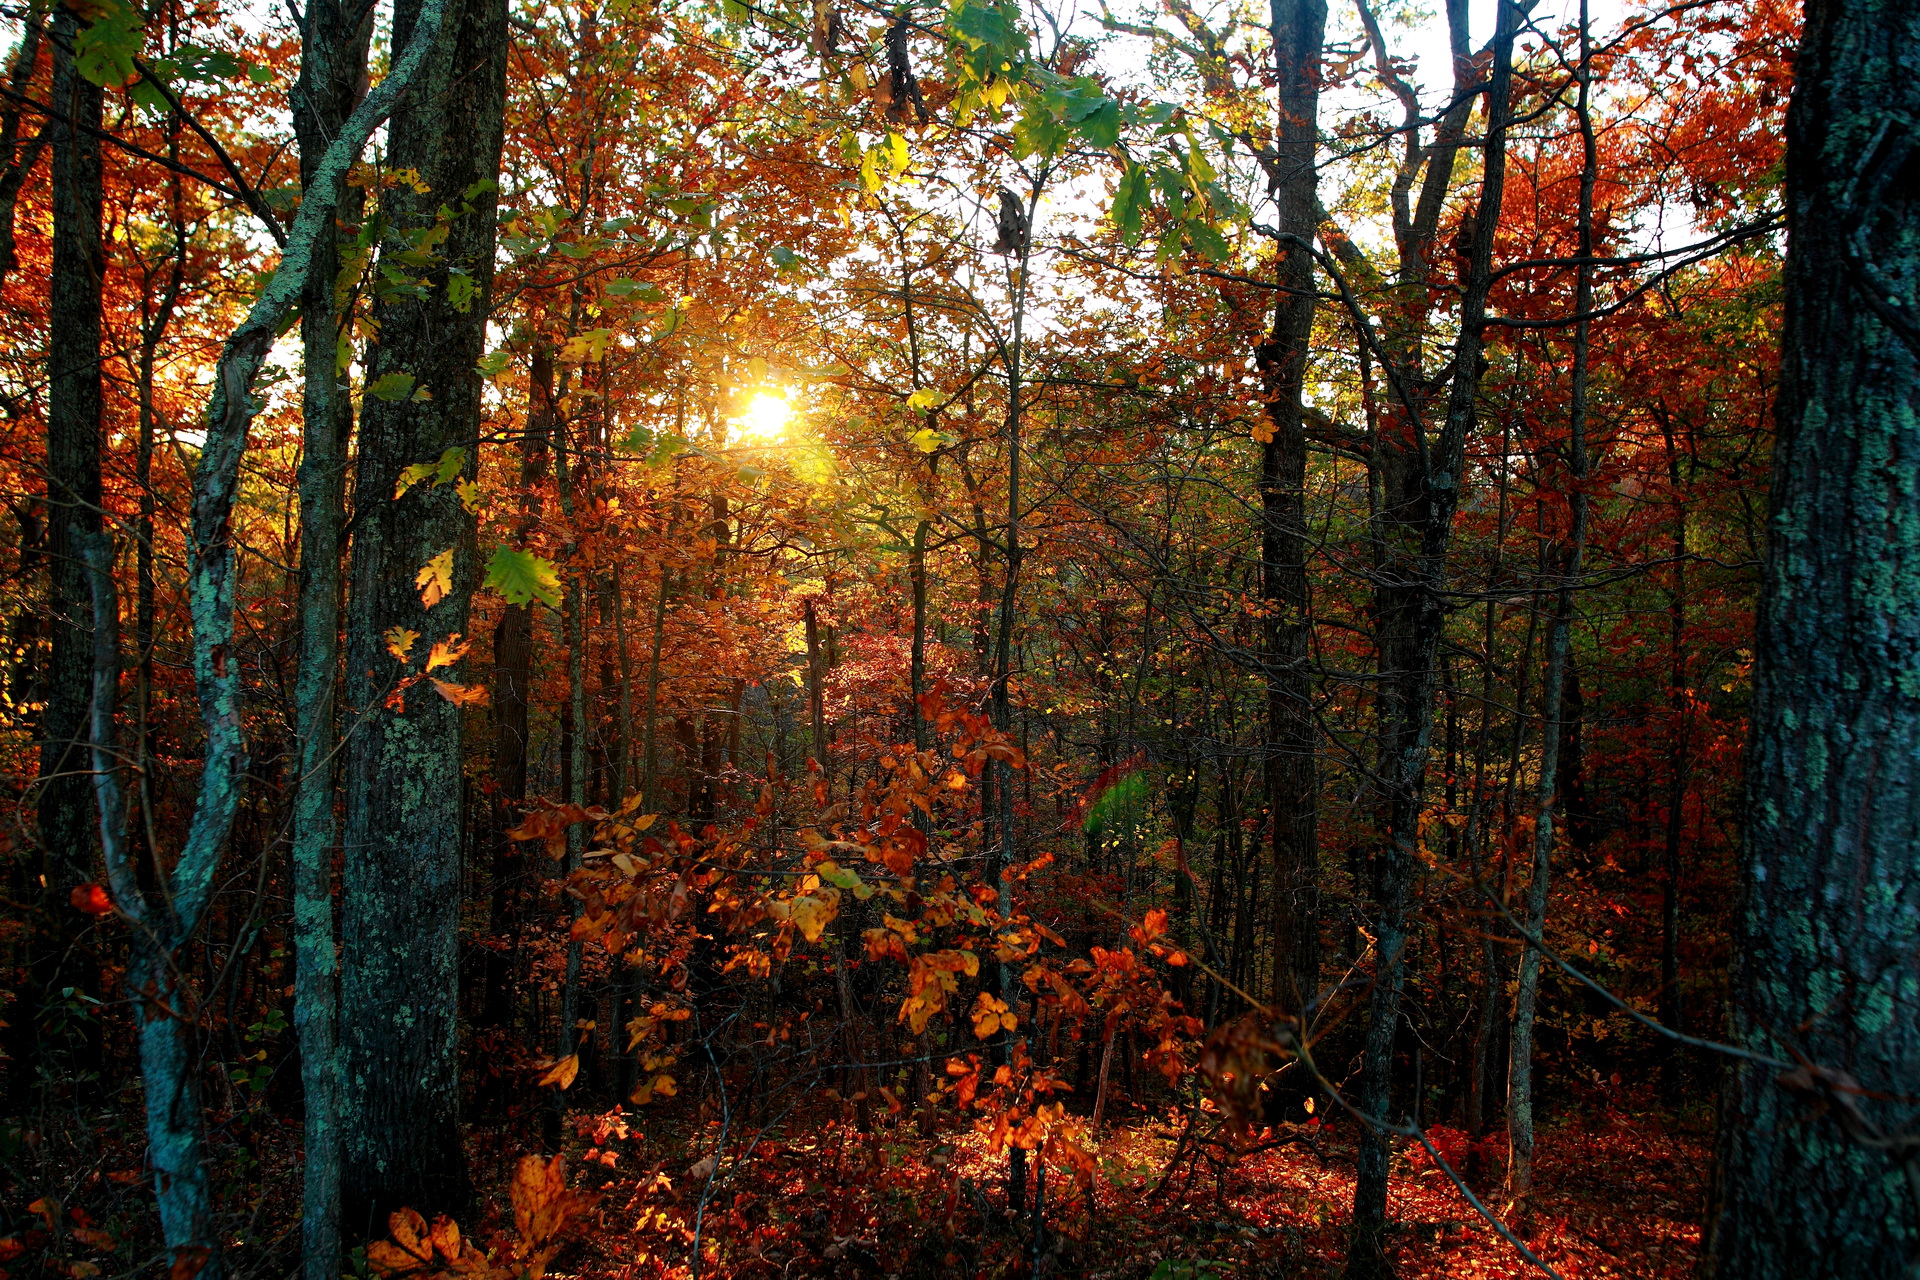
[338,0,507,1233]
[1706,2,1920,1275]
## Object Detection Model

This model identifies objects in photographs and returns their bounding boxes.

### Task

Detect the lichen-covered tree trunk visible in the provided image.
[339,0,507,1233]
[290,0,372,1273]
[1705,2,1920,1275]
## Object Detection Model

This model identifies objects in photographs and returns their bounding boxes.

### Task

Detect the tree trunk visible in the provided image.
[1258,0,1326,1026]
[25,5,106,1098]
[339,0,507,1231]
[290,0,373,1272]
[1705,2,1920,1275]
[1345,4,1515,1273]
[1506,5,1596,1210]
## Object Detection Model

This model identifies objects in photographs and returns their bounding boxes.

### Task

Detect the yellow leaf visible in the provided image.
[537,1054,579,1090]
[558,328,612,363]
[1251,415,1276,445]
[416,550,454,608]
[384,627,419,661]
[972,992,1015,1039]
[789,893,838,943]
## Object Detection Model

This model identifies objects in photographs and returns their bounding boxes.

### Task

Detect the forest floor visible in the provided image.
[552,1094,1713,1280]
[0,1090,1709,1279]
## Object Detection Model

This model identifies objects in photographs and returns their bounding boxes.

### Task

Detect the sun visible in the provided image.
[730,390,795,445]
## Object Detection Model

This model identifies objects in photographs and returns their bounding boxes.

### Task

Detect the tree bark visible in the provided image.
[1705,1,1920,1275]
[339,0,507,1231]
[25,4,106,1097]
[1345,3,1515,1273]
[1258,0,1326,1024]
[290,1,373,1272]
[1505,2,1596,1210]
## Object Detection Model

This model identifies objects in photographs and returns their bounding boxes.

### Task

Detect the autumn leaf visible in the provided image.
[789,894,837,943]
[70,883,114,916]
[537,1054,579,1090]
[168,1247,211,1280]
[367,371,417,403]
[70,1226,117,1252]
[384,627,420,661]
[972,992,1017,1038]
[510,1154,598,1250]
[431,679,488,707]
[558,327,611,362]
[1251,414,1276,445]
[425,635,471,672]
[416,550,454,608]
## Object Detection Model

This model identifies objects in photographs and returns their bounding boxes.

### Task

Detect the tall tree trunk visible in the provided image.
[1705,2,1920,1275]
[1345,4,1515,1273]
[485,342,552,1031]
[1657,417,1690,1103]
[1505,2,1596,1211]
[1258,0,1326,1024]
[27,4,107,1097]
[90,10,441,1265]
[339,0,507,1230]
[0,14,47,292]
[290,1,373,1272]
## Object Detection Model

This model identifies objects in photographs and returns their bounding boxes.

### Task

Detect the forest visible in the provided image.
[1,0,1916,1274]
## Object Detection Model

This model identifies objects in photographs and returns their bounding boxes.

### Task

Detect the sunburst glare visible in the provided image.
[729,390,795,445]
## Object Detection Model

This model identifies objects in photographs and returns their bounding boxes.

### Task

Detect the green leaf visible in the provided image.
[606,277,663,299]
[1185,216,1231,263]
[446,269,476,314]
[476,350,511,378]
[1074,100,1121,150]
[75,1,144,88]
[484,546,562,609]
[367,371,416,402]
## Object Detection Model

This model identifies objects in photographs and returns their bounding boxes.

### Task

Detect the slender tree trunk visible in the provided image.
[339,0,507,1230]
[1658,422,1689,1103]
[1505,2,1596,1211]
[1345,5,1515,1273]
[290,1,373,1271]
[27,5,107,1098]
[486,343,552,1031]
[805,596,829,771]
[1705,2,1920,1274]
[1259,0,1327,1024]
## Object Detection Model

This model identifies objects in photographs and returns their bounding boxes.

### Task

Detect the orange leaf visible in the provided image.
[428,1215,461,1263]
[431,679,489,707]
[388,1208,432,1263]
[425,635,471,672]
[69,883,114,916]
[537,1054,579,1090]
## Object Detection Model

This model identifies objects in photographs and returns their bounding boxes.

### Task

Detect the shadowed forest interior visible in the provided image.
[1,0,1916,1276]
